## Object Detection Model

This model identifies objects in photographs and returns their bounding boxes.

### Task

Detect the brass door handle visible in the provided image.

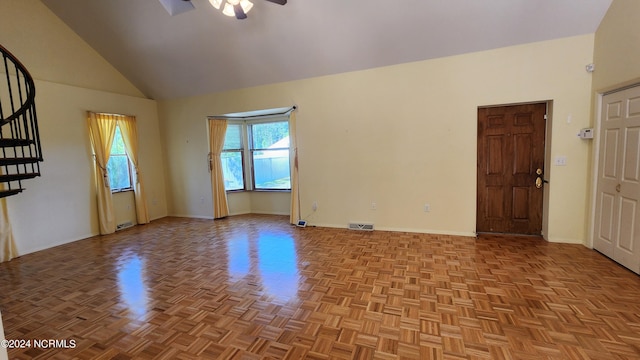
[535,177,543,189]
[616,184,621,193]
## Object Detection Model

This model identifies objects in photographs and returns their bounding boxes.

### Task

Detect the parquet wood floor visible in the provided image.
[1,215,640,359]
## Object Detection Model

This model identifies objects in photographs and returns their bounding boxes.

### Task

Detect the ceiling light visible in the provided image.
[209,0,253,18]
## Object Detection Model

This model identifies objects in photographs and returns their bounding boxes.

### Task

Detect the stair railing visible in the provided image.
[0,44,43,197]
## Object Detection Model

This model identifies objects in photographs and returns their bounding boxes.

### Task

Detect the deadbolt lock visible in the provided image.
[536,168,543,175]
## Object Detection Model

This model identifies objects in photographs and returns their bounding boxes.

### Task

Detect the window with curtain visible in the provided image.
[221,123,245,191]
[221,118,290,191]
[107,125,133,192]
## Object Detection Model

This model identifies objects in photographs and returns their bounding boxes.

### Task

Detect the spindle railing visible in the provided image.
[0,44,43,198]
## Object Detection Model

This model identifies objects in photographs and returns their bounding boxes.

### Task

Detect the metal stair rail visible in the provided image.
[0,44,43,198]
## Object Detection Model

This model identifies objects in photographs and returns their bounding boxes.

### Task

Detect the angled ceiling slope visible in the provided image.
[41,0,612,100]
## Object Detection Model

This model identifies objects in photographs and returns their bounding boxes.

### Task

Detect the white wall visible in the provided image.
[160,34,595,243]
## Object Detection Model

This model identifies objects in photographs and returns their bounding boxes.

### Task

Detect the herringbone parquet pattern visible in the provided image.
[1,215,639,359]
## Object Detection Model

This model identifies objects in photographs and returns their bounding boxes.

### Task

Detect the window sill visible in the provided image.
[112,188,134,194]
[226,189,291,194]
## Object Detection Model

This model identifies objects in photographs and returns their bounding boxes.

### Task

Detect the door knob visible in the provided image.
[616,184,621,193]
[535,177,543,189]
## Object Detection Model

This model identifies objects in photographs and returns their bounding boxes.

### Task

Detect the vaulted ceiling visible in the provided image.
[41,0,612,100]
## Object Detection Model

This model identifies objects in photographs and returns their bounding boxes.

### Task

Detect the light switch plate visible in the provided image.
[554,156,567,166]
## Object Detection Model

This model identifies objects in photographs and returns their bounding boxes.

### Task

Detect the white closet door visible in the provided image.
[594,86,640,274]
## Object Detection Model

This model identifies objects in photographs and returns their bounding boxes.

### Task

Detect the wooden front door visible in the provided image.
[593,86,640,274]
[477,103,546,235]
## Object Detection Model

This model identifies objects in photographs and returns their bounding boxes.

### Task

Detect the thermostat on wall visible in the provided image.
[578,128,594,139]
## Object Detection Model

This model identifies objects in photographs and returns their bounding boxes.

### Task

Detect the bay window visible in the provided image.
[221,118,290,191]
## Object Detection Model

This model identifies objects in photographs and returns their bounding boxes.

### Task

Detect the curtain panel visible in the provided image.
[0,195,17,263]
[117,116,150,225]
[289,111,300,224]
[208,119,230,219]
[87,112,117,235]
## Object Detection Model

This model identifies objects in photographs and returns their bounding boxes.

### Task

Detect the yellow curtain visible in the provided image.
[87,112,117,235]
[208,119,229,219]
[289,111,300,224]
[117,116,150,225]
[0,196,17,262]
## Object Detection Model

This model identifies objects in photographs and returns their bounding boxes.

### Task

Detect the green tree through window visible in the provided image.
[221,119,290,191]
[107,125,133,191]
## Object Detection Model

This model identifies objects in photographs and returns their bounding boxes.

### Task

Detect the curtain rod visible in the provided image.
[89,111,136,118]
[209,105,297,120]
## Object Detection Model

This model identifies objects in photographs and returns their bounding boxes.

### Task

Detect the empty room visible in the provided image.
[1,0,640,358]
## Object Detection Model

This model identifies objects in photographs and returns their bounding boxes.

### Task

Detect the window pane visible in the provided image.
[111,126,127,155]
[251,122,289,149]
[107,154,132,190]
[224,124,243,150]
[253,149,290,190]
[222,151,244,190]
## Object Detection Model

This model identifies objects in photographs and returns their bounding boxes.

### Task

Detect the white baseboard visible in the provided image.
[0,311,7,360]
[19,232,97,257]
[545,237,585,245]
[250,211,290,216]
[169,214,215,220]
[306,222,476,237]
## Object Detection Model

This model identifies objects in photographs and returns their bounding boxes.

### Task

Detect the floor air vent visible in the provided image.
[348,222,374,231]
[116,221,134,231]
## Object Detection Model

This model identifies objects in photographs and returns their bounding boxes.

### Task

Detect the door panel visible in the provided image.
[512,187,530,219]
[597,192,615,246]
[477,103,546,235]
[594,86,640,274]
[513,134,532,175]
[623,127,640,181]
[602,129,619,179]
[487,136,504,175]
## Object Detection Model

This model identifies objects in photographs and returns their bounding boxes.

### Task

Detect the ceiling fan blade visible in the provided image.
[158,0,195,16]
[264,0,287,5]
[234,4,248,19]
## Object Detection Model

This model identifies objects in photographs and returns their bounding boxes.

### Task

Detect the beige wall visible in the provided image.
[593,0,640,92]
[1,0,602,247]
[160,34,595,243]
[0,0,142,98]
[0,0,168,255]
[113,191,138,227]
[6,80,168,255]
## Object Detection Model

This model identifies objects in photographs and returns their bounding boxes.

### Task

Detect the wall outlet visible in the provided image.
[424,203,431,212]
[312,201,318,211]
[371,202,377,210]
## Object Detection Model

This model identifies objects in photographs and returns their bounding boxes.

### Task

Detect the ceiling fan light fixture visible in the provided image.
[220,0,253,17]
[209,0,223,10]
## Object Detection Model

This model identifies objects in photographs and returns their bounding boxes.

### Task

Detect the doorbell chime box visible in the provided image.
[578,128,594,139]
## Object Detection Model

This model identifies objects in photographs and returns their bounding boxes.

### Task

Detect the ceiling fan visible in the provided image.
[160,0,286,19]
